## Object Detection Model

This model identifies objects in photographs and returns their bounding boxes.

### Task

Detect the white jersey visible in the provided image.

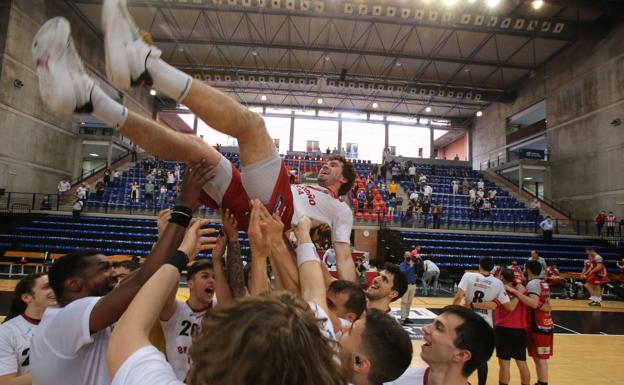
[291,185,353,243]
[0,315,38,376]
[308,301,337,342]
[111,346,183,385]
[31,297,112,385]
[161,299,215,381]
[458,272,509,327]
[384,367,428,385]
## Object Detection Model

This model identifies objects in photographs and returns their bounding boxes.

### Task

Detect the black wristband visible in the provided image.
[169,205,193,227]
[166,250,189,273]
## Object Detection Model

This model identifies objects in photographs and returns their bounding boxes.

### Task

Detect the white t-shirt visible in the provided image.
[76,186,87,199]
[384,367,428,385]
[160,300,214,381]
[424,186,432,196]
[424,260,440,274]
[0,315,37,376]
[308,301,337,342]
[408,166,416,176]
[167,173,176,184]
[477,181,484,190]
[72,201,84,211]
[31,297,112,385]
[291,185,353,243]
[111,346,182,385]
[419,175,427,183]
[409,192,418,201]
[458,272,509,327]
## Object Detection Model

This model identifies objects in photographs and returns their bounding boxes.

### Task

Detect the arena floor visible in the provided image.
[0,279,621,385]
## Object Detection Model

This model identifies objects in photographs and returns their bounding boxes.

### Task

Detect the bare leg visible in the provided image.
[118,110,221,166]
[181,81,275,167]
[533,357,548,383]
[516,359,530,385]
[498,359,510,384]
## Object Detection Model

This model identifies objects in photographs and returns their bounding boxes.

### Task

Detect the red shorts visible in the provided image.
[199,161,294,231]
[527,331,553,359]
[587,274,609,285]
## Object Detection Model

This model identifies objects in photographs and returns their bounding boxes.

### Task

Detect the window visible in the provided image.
[342,122,385,163]
[389,125,431,158]
[293,118,338,153]
[264,117,291,154]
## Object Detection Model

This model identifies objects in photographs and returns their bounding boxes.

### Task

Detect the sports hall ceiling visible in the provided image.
[69,0,620,123]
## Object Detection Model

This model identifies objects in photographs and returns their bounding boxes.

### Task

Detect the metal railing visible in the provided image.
[70,151,131,187]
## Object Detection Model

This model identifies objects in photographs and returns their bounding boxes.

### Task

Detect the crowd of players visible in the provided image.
[2,1,618,384]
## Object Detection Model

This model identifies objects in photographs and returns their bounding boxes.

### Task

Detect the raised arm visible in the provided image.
[294,216,329,312]
[90,160,214,333]
[247,200,271,295]
[221,209,246,298]
[210,235,234,308]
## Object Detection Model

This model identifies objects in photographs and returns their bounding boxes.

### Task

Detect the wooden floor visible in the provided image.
[1,279,622,384]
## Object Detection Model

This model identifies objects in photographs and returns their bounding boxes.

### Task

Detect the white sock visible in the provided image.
[146,57,192,102]
[91,85,128,130]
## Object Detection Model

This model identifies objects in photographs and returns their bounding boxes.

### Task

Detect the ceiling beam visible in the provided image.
[71,0,588,41]
[152,37,535,71]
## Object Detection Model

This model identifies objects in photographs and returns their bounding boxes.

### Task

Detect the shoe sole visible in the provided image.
[103,0,133,89]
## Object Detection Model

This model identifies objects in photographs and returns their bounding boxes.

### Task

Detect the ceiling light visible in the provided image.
[486,0,500,7]
[372,102,378,108]
[531,0,544,10]
[261,95,267,101]
[443,0,457,6]
[425,106,432,113]
[523,177,533,180]
[251,51,258,56]
[396,62,402,67]
[468,0,476,3]
[476,111,483,117]
[89,153,99,157]
[149,89,156,96]
[324,56,330,61]
[317,98,323,104]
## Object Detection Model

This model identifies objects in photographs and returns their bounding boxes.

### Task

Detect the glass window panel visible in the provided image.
[433,129,448,140]
[264,117,292,154]
[293,119,338,153]
[342,122,385,163]
[341,112,367,120]
[389,125,431,158]
[317,110,340,118]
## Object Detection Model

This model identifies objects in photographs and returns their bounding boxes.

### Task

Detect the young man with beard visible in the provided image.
[366,264,408,314]
[32,5,357,282]
[0,273,56,385]
[387,305,495,385]
[29,162,215,385]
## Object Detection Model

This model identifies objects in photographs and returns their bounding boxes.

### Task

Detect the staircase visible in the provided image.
[483,170,576,235]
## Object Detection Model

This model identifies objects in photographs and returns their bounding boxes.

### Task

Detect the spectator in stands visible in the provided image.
[477,179,485,191]
[103,168,111,186]
[488,188,497,206]
[431,201,442,229]
[469,187,477,204]
[414,202,424,228]
[477,188,485,200]
[57,179,71,202]
[471,199,480,218]
[454,154,460,161]
[388,305,495,385]
[530,198,541,221]
[494,269,530,385]
[423,184,433,199]
[539,216,554,242]
[76,183,87,202]
[482,198,492,219]
[131,143,137,161]
[354,257,368,290]
[462,178,469,195]
[391,164,400,183]
[410,245,422,259]
[418,174,427,192]
[112,260,141,283]
[71,198,83,220]
[158,184,168,207]
[325,146,331,155]
[130,181,139,202]
[389,181,398,199]
[356,190,366,212]
[113,169,121,187]
[388,196,397,216]
[452,178,460,195]
[95,180,105,199]
[420,259,440,296]
[166,171,176,190]
[408,164,416,183]
[525,250,547,279]
[606,211,617,237]
[399,252,418,325]
[404,202,414,227]
[144,180,154,205]
[409,190,419,205]
[545,262,573,299]
[0,273,56,385]
[595,210,606,236]
[322,248,336,268]
[422,198,431,225]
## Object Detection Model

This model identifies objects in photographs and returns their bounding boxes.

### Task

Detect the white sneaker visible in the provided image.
[31,17,94,114]
[102,0,161,89]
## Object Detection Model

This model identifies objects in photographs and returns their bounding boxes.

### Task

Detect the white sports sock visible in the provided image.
[90,85,128,130]
[147,57,192,102]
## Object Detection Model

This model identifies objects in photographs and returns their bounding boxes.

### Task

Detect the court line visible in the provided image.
[554,323,580,334]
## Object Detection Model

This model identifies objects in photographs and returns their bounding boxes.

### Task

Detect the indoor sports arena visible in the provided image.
[0,0,623,384]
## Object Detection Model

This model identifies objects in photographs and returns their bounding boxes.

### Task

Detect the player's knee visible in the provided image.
[243,110,267,136]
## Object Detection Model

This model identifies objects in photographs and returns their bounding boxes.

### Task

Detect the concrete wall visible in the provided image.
[438,133,468,161]
[472,25,624,219]
[354,228,378,260]
[0,0,152,194]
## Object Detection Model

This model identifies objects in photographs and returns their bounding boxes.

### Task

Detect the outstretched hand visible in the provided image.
[156,209,172,239]
[180,159,214,211]
[179,219,218,260]
[248,200,271,258]
[221,208,239,241]
[293,216,313,244]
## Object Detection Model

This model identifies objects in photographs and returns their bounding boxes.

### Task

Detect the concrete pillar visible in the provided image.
[468,128,473,166]
[519,164,523,195]
[289,111,295,151]
[384,117,389,149]
[337,116,343,150]
[192,115,198,135]
[429,127,434,158]
[106,141,113,166]
[72,140,83,179]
